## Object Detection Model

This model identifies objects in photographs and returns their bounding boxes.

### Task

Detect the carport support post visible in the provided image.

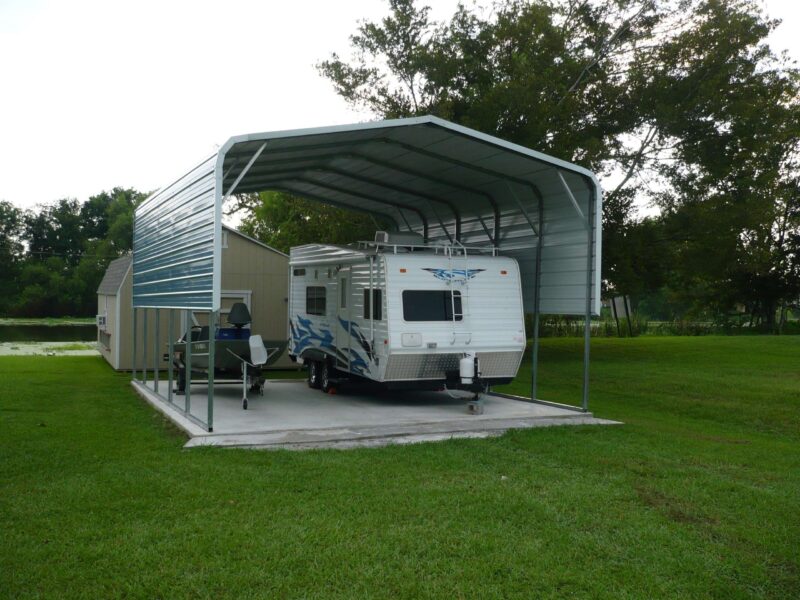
[582,189,596,413]
[167,309,174,404]
[132,308,137,382]
[142,309,148,384]
[207,311,215,432]
[153,310,159,394]
[531,194,544,402]
[185,309,191,414]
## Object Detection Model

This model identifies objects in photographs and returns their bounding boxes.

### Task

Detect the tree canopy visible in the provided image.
[311,0,800,329]
[0,188,146,317]
[233,192,385,254]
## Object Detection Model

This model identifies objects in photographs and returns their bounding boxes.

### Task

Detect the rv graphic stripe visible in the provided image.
[290,315,335,355]
[422,268,485,281]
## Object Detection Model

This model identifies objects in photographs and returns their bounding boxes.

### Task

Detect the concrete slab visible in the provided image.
[132,379,620,450]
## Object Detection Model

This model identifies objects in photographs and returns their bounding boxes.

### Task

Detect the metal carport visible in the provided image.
[131,115,601,432]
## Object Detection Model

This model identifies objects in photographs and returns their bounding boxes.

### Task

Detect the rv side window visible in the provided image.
[363,289,382,320]
[402,290,462,321]
[306,286,326,316]
[293,268,306,276]
[340,278,347,309]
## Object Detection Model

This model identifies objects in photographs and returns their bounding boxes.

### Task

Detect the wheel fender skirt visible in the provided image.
[300,348,329,362]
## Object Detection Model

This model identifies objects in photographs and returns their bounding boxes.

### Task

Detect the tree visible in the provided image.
[0,201,24,313]
[24,198,84,266]
[2,187,147,317]
[317,0,679,295]
[318,0,800,327]
[646,0,800,327]
[236,191,385,254]
[82,187,144,255]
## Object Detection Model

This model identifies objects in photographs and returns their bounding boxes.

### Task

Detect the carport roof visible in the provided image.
[215,115,601,315]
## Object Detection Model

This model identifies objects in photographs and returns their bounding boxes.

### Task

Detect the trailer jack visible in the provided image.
[467,393,485,415]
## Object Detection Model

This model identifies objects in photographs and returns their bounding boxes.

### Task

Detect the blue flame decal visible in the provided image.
[290,315,334,355]
[337,317,372,376]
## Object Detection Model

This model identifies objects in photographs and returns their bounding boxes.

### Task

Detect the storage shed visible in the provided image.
[97,225,291,370]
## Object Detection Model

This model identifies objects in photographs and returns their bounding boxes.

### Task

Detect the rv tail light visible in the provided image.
[399,268,407,273]
[500,270,508,275]
[384,339,388,345]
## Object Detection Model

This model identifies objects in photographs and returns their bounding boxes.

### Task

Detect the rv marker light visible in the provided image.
[501,270,508,275]
[399,268,407,273]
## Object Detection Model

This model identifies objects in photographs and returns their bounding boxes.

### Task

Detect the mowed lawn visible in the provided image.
[1,337,798,599]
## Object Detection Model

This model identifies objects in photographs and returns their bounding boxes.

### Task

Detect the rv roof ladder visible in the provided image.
[447,242,472,345]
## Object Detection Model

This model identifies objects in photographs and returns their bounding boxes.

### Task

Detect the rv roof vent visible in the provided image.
[375,231,425,246]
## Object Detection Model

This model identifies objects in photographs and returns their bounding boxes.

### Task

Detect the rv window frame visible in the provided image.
[306,285,326,316]
[401,289,463,322]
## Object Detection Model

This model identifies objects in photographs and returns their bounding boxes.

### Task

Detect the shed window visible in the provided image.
[306,286,326,316]
[363,289,382,320]
[403,290,462,321]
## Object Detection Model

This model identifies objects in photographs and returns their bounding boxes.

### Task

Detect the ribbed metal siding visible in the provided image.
[132,155,218,309]
[383,351,523,381]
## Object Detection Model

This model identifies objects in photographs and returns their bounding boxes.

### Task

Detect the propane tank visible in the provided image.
[460,353,476,385]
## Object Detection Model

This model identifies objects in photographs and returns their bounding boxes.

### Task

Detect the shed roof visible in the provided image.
[97,255,131,295]
[223,224,288,258]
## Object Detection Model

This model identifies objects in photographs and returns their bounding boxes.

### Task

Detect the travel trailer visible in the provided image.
[288,232,526,408]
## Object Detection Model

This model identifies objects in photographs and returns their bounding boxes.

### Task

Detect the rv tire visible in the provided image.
[320,361,333,393]
[307,361,321,389]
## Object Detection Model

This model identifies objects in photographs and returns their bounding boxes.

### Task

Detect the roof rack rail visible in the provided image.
[355,240,498,256]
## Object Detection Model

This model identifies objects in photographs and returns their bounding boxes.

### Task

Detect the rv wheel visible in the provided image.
[320,361,333,393]
[307,361,321,389]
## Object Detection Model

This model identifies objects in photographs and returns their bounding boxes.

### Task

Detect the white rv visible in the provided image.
[288,232,526,401]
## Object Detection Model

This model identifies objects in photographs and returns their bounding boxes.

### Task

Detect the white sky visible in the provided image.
[0,0,797,212]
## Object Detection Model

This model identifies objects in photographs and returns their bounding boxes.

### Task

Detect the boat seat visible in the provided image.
[249,335,268,367]
[228,302,252,328]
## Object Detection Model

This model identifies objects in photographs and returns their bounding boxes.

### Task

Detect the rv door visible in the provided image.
[336,268,351,370]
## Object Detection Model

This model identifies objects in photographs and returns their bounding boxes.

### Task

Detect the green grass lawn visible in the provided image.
[1,337,798,598]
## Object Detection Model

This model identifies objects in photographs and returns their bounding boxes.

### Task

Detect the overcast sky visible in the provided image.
[0,0,797,211]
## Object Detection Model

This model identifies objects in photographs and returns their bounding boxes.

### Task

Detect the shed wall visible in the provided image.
[220,230,292,368]
[97,293,116,367]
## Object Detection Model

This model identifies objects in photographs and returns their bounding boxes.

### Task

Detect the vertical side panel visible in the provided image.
[133,155,219,310]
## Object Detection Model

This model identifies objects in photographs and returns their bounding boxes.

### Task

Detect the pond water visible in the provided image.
[0,325,96,342]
